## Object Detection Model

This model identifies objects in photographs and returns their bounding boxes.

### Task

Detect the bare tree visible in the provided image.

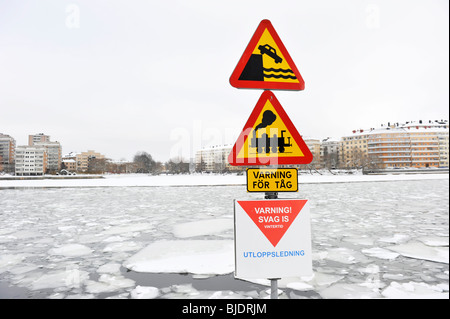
[133,151,156,173]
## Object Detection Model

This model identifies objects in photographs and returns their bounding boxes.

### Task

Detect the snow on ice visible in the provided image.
[48,244,93,257]
[172,218,233,238]
[387,242,449,264]
[123,240,234,275]
[0,173,448,298]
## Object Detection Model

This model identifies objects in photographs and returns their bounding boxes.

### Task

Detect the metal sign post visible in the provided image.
[230,19,313,300]
[267,190,278,299]
[270,278,281,299]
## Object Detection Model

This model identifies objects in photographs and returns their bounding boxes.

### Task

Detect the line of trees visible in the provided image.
[131,152,190,174]
[60,152,191,175]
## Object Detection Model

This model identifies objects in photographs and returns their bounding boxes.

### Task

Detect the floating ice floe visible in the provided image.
[102,241,143,253]
[381,281,449,299]
[97,263,122,274]
[418,236,449,247]
[101,223,153,236]
[361,247,400,260]
[387,242,449,264]
[0,253,29,274]
[30,268,90,291]
[378,234,410,244]
[318,283,382,299]
[48,244,93,257]
[172,218,233,238]
[130,285,160,299]
[324,247,369,264]
[286,282,314,291]
[84,274,135,294]
[241,272,344,293]
[123,240,234,275]
[161,283,249,299]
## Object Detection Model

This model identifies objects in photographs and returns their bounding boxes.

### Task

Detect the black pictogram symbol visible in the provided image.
[249,110,292,154]
[239,44,297,82]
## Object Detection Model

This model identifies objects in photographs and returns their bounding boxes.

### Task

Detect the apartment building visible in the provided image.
[404,121,448,168]
[62,158,77,172]
[436,131,449,168]
[321,137,340,169]
[340,129,370,168]
[63,150,106,172]
[28,133,50,146]
[195,145,239,172]
[15,145,48,176]
[34,141,62,172]
[303,138,321,168]
[341,120,449,169]
[0,133,15,172]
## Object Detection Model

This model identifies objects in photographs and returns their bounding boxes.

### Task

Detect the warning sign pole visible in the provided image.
[270,278,280,299]
[230,20,313,300]
[266,165,278,299]
[266,171,279,299]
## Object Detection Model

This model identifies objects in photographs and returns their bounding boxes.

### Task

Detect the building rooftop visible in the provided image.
[346,120,449,137]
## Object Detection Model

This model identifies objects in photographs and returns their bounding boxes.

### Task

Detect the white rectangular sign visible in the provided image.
[234,199,312,279]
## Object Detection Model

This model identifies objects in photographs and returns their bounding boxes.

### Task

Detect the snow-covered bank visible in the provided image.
[0,172,448,188]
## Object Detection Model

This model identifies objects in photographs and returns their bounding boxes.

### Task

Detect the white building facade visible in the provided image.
[0,133,16,172]
[195,145,239,172]
[15,146,47,176]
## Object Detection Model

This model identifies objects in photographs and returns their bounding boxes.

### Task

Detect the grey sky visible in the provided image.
[0,0,448,162]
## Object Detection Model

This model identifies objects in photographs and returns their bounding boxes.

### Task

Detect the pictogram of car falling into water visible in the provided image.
[258,44,283,63]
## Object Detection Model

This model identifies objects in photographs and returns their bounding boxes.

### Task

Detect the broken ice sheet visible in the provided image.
[48,244,93,257]
[123,240,234,275]
[387,242,449,264]
[381,281,449,299]
[361,247,400,260]
[30,268,90,291]
[84,274,135,294]
[319,283,382,299]
[172,218,233,238]
[130,285,160,299]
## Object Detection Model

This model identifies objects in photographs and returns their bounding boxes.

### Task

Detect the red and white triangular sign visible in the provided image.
[228,90,313,166]
[237,199,308,247]
[230,19,305,91]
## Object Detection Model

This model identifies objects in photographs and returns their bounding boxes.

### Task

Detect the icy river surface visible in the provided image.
[0,178,448,299]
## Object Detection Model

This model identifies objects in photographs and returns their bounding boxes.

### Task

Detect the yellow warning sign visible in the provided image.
[236,97,304,160]
[250,29,299,84]
[230,19,305,91]
[247,168,298,192]
[228,91,313,166]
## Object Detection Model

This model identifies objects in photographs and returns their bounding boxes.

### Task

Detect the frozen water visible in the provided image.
[0,175,448,298]
[124,240,234,275]
[318,283,382,299]
[48,244,93,257]
[130,285,160,299]
[102,242,143,253]
[84,274,135,294]
[97,263,122,274]
[172,219,233,238]
[361,247,400,260]
[381,281,449,299]
[418,236,449,247]
[387,242,449,264]
[30,268,90,291]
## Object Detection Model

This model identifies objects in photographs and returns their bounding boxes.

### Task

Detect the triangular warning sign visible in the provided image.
[237,200,307,247]
[230,19,305,91]
[228,90,313,166]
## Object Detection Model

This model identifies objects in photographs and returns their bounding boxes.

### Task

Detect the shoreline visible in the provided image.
[0,172,448,189]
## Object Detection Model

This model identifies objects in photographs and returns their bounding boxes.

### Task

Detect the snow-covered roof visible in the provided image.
[345,120,448,137]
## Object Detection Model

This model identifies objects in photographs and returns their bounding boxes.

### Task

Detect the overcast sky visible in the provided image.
[1,0,448,162]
